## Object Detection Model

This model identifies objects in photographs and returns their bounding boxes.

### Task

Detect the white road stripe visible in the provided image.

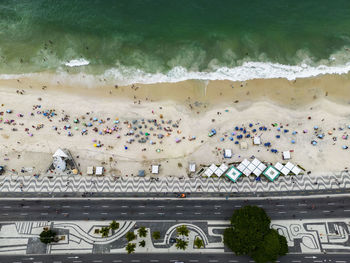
[62,206,70,208]
[176,206,183,208]
[278,211,286,214]
[276,204,284,207]
[41,213,48,215]
[139,212,145,215]
[157,206,165,208]
[299,211,307,213]
[323,210,330,213]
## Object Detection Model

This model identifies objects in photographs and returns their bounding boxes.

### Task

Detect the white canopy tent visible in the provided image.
[53,148,69,159]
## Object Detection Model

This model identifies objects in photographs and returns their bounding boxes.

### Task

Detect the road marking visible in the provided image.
[139,212,145,215]
[276,204,284,207]
[157,213,164,215]
[194,205,202,208]
[101,212,108,215]
[33,261,42,263]
[176,205,183,208]
[209,261,218,263]
[73,261,82,263]
[299,211,307,213]
[62,206,70,208]
[157,205,165,208]
[2,213,8,216]
[93,261,102,263]
[84,206,90,208]
[131,260,140,263]
[83,212,89,215]
[189,260,199,262]
[150,260,159,263]
[138,205,145,208]
[335,261,346,263]
[328,203,335,205]
[23,206,29,208]
[214,212,221,214]
[53,261,62,263]
[20,213,28,216]
[344,209,350,212]
[323,210,330,213]
[298,203,307,206]
[292,261,301,262]
[112,261,122,263]
[228,261,238,263]
[234,205,241,208]
[102,205,109,208]
[215,205,221,208]
[41,213,48,215]
[195,212,201,215]
[278,211,286,214]
[176,212,183,215]
[121,212,127,215]
[43,206,50,208]
[122,206,128,208]
[4,206,11,208]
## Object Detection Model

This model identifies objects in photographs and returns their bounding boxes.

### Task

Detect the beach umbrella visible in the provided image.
[291,140,296,144]
[93,144,97,147]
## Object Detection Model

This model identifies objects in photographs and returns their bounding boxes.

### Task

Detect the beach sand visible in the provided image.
[1,73,350,178]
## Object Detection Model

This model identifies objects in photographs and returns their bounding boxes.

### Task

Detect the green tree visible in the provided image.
[175,238,188,250]
[152,231,161,240]
[126,231,136,242]
[139,240,146,247]
[176,225,189,237]
[194,237,204,249]
[100,227,110,238]
[126,243,136,254]
[224,205,288,263]
[110,220,120,230]
[39,229,57,244]
[138,226,147,238]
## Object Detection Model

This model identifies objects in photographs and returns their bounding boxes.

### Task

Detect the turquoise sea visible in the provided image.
[1,0,350,84]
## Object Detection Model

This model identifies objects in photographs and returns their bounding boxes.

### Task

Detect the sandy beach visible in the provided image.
[1,73,350,178]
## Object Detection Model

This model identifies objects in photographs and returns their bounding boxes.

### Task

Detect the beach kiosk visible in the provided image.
[224,149,232,158]
[189,163,196,173]
[151,165,159,174]
[95,166,104,175]
[225,166,242,182]
[263,166,280,181]
[87,166,94,175]
[253,136,261,145]
[282,151,291,160]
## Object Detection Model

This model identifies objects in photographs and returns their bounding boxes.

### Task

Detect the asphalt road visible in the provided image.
[0,253,347,263]
[0,196,348,221]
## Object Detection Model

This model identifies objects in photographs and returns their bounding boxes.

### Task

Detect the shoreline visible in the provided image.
[1,72,350,179]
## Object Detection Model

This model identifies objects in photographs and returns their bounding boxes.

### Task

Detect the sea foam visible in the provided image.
[103,61,350,85]
[64,58,90,67]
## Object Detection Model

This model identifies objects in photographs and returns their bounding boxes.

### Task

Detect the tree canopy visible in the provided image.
[110,220,120,230]
[175,238,188,250]
[126,243,136,254]
[39,229,57,244]
[138,226,147,238]
[152,231,161,240]
[125,231,136,242]
[176,225,189,237]
[224,205,288,263]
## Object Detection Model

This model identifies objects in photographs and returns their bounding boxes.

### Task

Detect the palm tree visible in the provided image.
[110,220,120,230]
[194,237,204,248]
[176,225,189,237]
[152,231,161,240]
[139,240,146,247]
[100,227,110,238]
[125,231,136,242]
[138,226,147,238]
[175,238,188,250]
[126,243,136,254]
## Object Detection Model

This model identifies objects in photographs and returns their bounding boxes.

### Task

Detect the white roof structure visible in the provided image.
[189,163,196,173]
[291,165,301,175]
[237,159,252,176]
[53,157,66,172]
[204,168,214,177]
[226,166,242,182]
[240,141,248,150]
[275,162,284,171]
[224,149,232,158]
[95,166,104,175]
[274,161,300,175]
[87,166,94,175]
[53,148,68,159]
[282,151,291,160]
[263,166,280,181]
[215,163,228,177]
[204,164,218,177]
[151,165,159,174]
[253,136,261,145]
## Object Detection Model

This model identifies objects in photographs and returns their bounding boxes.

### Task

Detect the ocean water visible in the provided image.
[1,0,350,84]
